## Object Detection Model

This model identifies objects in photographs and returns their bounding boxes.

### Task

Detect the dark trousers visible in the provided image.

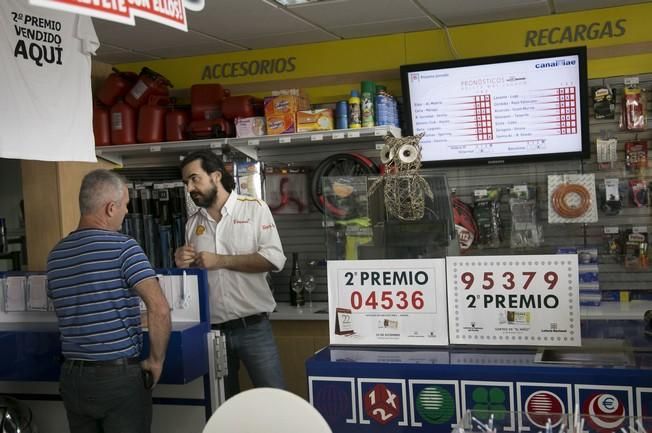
[218,317,286,399]
[59,361,151,433]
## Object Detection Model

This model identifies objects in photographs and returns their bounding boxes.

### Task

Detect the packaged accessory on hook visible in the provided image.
[623,227,649,270]
[509,184,542,248]
[592,85,615,119]
[603,226,623,258]
[620,77,647,131]
[625,140,648,174]
[472,187,502,248]
[596,137,617,170]
[629,179,649,208]
[547,174,598,223]
[598,178,625,216]
[452,195,478,253]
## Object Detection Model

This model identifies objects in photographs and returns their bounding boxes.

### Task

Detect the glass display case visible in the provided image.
[322,174,459,260]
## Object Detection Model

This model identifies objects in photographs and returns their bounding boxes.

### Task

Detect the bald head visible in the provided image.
[79,169,128,216]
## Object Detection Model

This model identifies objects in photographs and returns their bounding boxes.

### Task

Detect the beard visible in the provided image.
[190,183,218,208]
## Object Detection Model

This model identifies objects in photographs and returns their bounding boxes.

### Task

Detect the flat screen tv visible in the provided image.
[400,46,589,167]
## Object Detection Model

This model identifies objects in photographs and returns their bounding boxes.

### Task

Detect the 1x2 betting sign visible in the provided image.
[29,0,193,32]
[446,254,581,346]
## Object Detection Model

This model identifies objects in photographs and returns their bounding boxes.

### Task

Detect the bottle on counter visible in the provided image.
[348,90,361,129]
[0,217,7,253]
[289,252,305,306]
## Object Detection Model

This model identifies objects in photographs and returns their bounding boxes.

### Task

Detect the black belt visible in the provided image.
[63,357,140,368]
[214,313,268,331]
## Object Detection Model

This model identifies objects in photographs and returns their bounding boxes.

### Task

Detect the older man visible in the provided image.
[47,169,171,433]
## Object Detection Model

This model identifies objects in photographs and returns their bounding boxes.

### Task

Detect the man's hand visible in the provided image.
[194,251,225,270]
[174,245,196,268]
[141,358,164,388]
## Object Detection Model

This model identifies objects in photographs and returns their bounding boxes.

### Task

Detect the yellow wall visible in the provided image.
[116,3,652,103]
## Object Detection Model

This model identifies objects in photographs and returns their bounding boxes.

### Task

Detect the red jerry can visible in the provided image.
[221,95,263,121]
[138,96,169,143]
[96,68,138,107]
[190,84,229,121]
[93,101,111,146]
[110,99,137,145]
[165,105,191,142]
[125,67,173,110]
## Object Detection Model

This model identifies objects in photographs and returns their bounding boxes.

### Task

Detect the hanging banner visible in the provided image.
[29,0,188,32]
[328,259,449,346]
[446,254,581,346]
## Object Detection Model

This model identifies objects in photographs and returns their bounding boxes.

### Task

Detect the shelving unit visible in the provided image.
[95,125,401,167]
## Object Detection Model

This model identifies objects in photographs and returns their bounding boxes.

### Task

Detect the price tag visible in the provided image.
[603,226,619,234]
[311,134,324,141]
[374,128,386,136]
[279,136,292,144]
[247,139,260,146]
[633,226,648,234]
[446,255,580,347]
[209,142,221,149]
[347,131,360,138]
[332,132,345,139]
[149,145,161,152]
[375,143,384,150]
[328,259,448,346]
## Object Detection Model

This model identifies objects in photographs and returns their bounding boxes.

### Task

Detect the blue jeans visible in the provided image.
[59,362,152,433]
[222,318,285,399]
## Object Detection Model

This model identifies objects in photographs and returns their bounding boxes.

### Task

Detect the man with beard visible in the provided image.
[174,150,286,398]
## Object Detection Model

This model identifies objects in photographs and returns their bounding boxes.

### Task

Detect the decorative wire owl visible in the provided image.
[368,132,433,221]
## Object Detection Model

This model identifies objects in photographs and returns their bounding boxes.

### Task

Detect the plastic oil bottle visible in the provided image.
[348,90,361,129]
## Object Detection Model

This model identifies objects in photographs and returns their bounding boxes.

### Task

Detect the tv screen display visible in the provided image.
[400,47,589,166]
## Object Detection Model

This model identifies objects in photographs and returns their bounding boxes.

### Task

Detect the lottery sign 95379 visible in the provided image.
[446,255,581,346]
[328,259,449,346]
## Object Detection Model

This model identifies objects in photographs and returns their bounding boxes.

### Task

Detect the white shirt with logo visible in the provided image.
[0,0,99,161]
[185,192,287,324]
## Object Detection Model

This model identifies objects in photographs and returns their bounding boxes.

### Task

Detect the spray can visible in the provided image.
[348,90,361,129]
[335,100,348,129]
[361,80,375,127]
[375,85,389,126]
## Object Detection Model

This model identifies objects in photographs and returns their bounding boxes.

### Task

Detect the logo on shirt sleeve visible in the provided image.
[262,223,276,231]
[195,225,206,235]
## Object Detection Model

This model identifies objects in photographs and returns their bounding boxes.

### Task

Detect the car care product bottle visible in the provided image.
[348,90,361,129]
[335,100,348,129]
[361,80,375,127]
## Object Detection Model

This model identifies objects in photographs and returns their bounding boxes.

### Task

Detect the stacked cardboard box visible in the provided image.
[264,89,310,135]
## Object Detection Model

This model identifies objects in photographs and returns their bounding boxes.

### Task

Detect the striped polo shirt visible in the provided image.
[46,229,156,361]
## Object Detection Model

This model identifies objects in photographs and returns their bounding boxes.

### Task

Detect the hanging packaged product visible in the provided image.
[472,187,502,248]
[265,166,309,215]
[598,178,624,216]
[592,86,615,119]
[629,179,649,208]
[603,226,623,257]
[620,77,647,131]
[547,174,598,223]
[596,137,617,170]
[508,184,542,248]
[625,140,648,174]
[623,227,649,270]
[452,195,478,253]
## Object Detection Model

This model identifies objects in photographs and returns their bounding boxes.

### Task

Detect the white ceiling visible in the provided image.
[93,0,651,64]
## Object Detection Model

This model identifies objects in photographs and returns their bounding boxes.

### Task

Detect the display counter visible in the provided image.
[0,269,212,386]
[306,319,652,433]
